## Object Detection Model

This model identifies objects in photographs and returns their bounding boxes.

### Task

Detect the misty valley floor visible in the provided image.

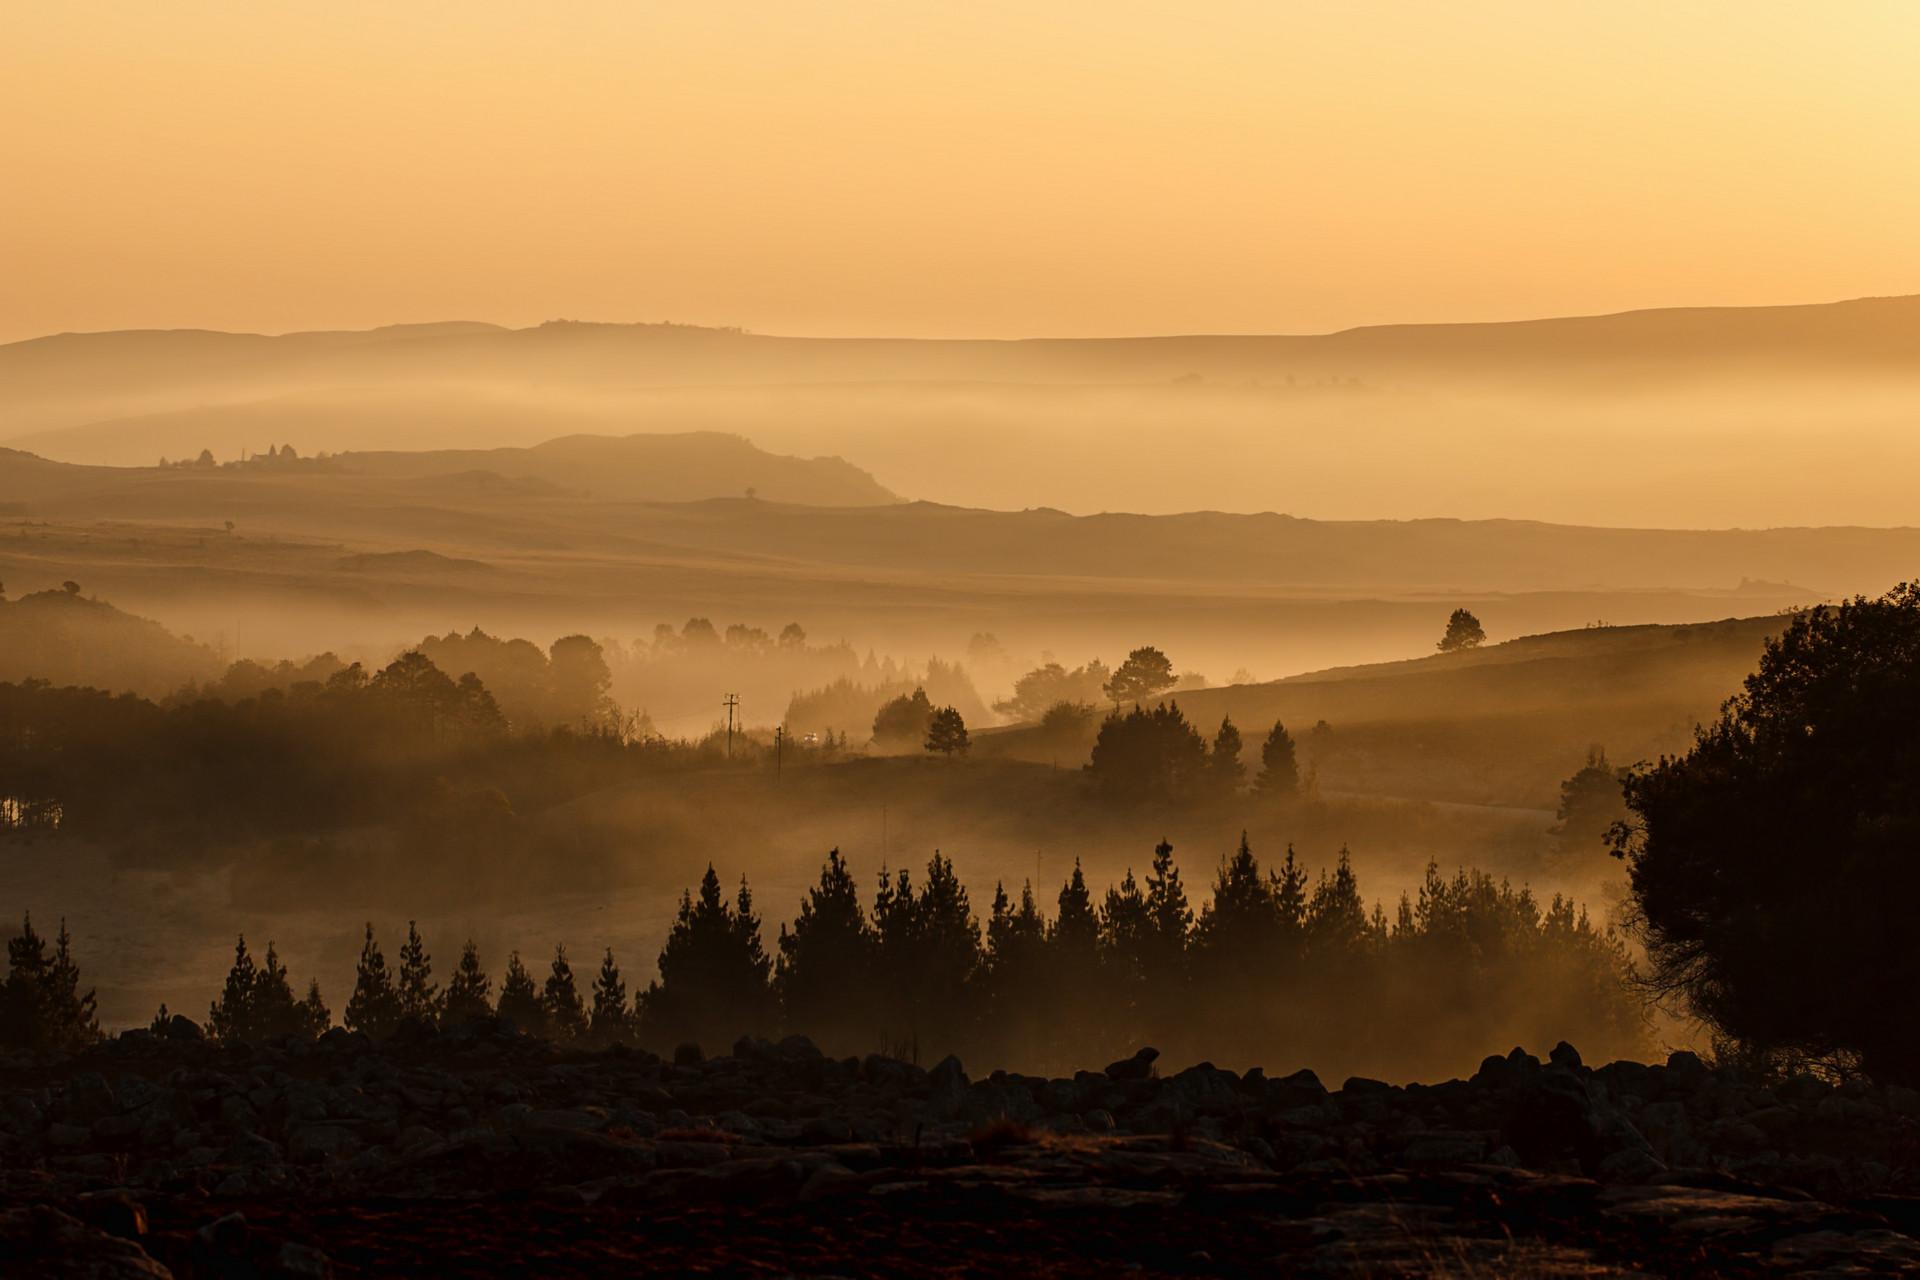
[7,1027,1920,1277]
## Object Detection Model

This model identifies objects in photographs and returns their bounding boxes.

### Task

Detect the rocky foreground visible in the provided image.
[6,1023,1920,1277]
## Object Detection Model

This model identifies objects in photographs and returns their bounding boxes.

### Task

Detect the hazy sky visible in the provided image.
[7,2,1920,343]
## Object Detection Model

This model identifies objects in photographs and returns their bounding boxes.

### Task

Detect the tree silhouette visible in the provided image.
[496,950,545,1035]
[1088,702,1210,801]
[297,978,331,1038]
[1551,747,1627,857]
[1255,720,1300,797]
[1617,583,1920,1080]
[543,944,588,1042]
[443,940,493,1027]
[590,948,630,1044]
[1102,646,1176,708]
[1208,715,1245,793]
[397,921,440,1025]
[872,687,934,747]
[207,935,259,1043]
[344,923,402,1039]
[1437,608,1487,652]
[639,866,774,1051]
[925,705,970,757]
[776,849,878,1052]
[0,915,98,1052]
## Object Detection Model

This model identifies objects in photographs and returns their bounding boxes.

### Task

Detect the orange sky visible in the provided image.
[6,1,1919,342]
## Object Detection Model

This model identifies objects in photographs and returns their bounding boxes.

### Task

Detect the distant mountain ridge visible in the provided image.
[8,296,1920,409]
[0,432,898,509]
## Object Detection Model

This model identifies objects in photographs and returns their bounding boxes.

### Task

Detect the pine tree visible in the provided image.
[1143,840,1193,963]
[344,923,402,1039]
[254,943,303,1038]
[443,940,494,1027]
[590,948,629,1044]
[396,921,440,1026]
[1051,860,1098,955]
[1208,715,1245,792]
[34,921,98,1051]
[774,849,878,1051]
[208,935,260,1042]
[1255,720,1300,797]
[639,865,774,1052]
[495,950,545,1036]
[297,979,332,1037]
[1306,847,1371,957]
[543,944,588,1042]
[924,705,970,757]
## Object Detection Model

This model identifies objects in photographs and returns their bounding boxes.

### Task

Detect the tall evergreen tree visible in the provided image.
[344,923,402,1039]
[639,866,774,1051]
[1208,715,1245,793]
[543,944,589,1042]
[775,849,878,1051]
[297,978,332,1038]
[2,915,99,1052]
[207,934,259,1042]
[495,950,545,1035]
[443,940,493,1026]
[1255,720,1300,797]
[590,948,630,1044]
[396,921,440,1025]
[1306,847,1371,957]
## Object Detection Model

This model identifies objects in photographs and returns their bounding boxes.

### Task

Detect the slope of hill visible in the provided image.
[0,588,220,697]
[335,432,897,506]
[983,616,1781,810]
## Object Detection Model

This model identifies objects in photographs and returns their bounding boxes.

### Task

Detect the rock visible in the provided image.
[0,1205,172,1278]
[1594,1147,1667,1183]
[1548,1042,1584,1072]
[159,1014,203,1042]
[48,1122,92,1150]
[75,1193,149,1241]
[1402,1134,1487,1167]
[287,1123,358,1162]
[1265,1068,1327,1110]
[275,1241,336,1278]
[673,1043,705,1066]
[1167,1064,1241,1115]
[65,1073,118,1124]
[1104,1046,1159,1082]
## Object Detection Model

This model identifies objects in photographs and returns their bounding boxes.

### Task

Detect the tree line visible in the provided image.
[4,839,1644,1080]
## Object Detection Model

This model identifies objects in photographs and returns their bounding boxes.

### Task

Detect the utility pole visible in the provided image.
[723,693,739,759]
[774,725,784,777]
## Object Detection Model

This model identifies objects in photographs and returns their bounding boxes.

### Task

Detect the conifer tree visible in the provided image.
[3,915,99,1051]
[590,948,629,1043]
[396,921,440,1025]
[639,865,774,1052]
[775,849,877,1051]
[1143,840,1193,965]
[543,944,588,1041]
[344,923,402,1039]
[1098,867,1152,984]
[254,943,303,1038]
[1305,847,1371,957]
[495,950,545,1035]
[1208,715,1245,792]
[443,940,493,1027]
[208,935,260,1042]
[1255,720,1300,796]
[297,978,332,1037]
[1051,860,1098,955]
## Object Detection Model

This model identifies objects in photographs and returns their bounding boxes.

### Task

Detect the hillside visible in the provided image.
[983,615,1782,809]
[0,588,220,698]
